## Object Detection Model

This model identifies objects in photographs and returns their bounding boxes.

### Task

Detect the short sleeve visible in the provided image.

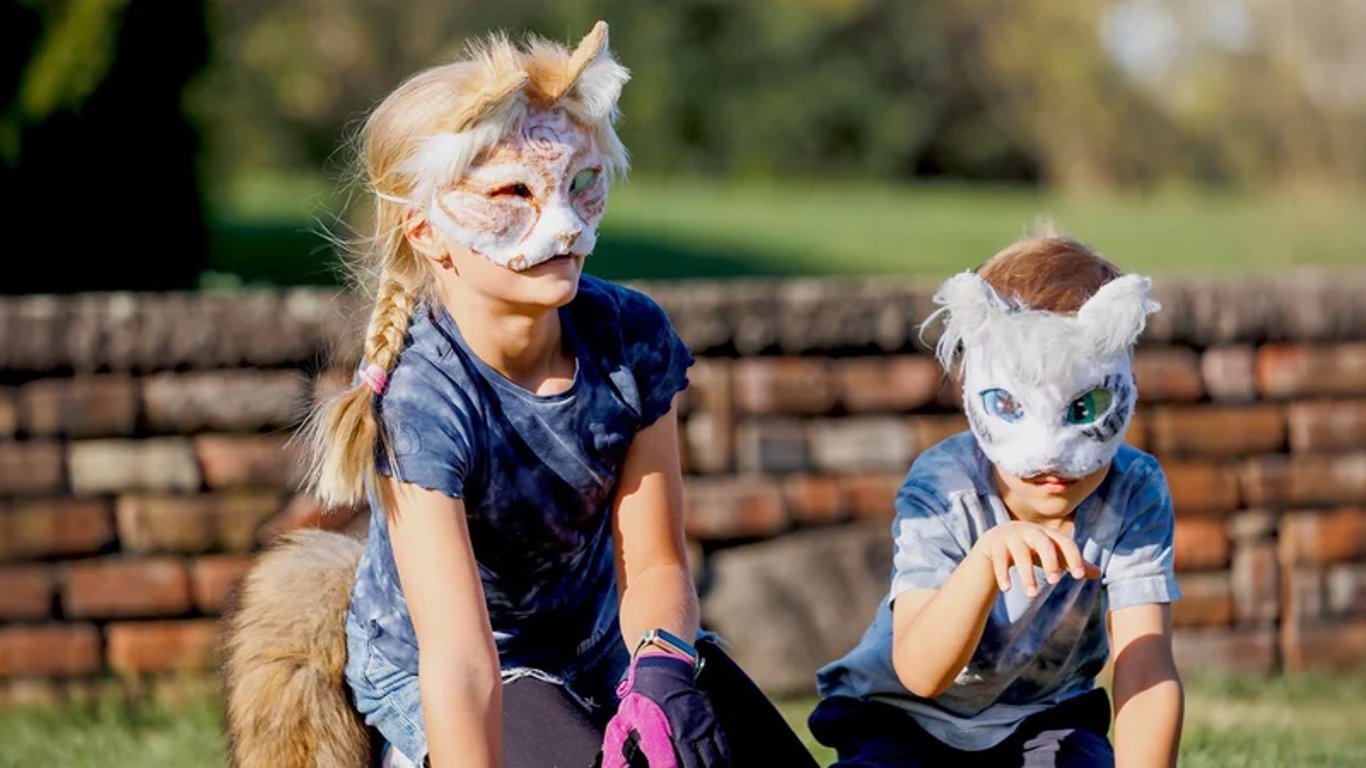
[373,360,476,500]
[1105,462,1183,610]
[890,480,969,598]
[621,290,695,428]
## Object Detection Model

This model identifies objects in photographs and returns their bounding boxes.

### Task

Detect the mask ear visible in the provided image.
[1075,274,1161,358]
[565,23,629,122]
[925,271,1010,372]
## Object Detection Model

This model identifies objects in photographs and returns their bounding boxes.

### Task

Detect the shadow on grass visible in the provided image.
[207,218,803,287]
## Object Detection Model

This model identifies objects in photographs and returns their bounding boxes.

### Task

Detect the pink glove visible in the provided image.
[601,651,729,768]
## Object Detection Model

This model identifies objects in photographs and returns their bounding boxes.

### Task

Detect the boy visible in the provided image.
[810,236,1184,767]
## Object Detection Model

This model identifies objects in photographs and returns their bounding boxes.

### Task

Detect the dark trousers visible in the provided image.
[498,640,818,768]
[808,689,1114,768]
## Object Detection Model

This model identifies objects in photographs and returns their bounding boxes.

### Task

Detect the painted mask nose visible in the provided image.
[556,227,583,252]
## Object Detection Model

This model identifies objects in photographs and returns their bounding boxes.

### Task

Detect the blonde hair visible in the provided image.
[302,21,630,508]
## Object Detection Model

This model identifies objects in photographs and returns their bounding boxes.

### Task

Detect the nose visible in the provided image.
[556,225,584,252]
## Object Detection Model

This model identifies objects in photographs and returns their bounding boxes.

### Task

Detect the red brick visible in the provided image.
[1278,508,1366,566]
[1133,348,1204,403]
[1288,399,1366,453]
[1172,626,1275,674]
[1171,572,1234,627]
[0,388,16,436]
[116,495,216,554]
[782,475,846,526]
[835,357,942,412]
[106,620,219,675]
[143,370,306,434]
[195,434,300,489]
[682,359,733,474]
[64,558,191,619]
[20,375,137,438]
[0,625,100,678]
[191,555,255,613]
[69,439,200,494]
[1201,346,1257,403]
[683,477,787,540]
[1258,343,1366,399]
[1326,564,1366,617]
[1150,405,1285,457]
[735,419,808,474]
[733,358,835,415]
[255,494,365,544]
[1241,454,1366,507]
[0,441,64,495]
[809,417,914,473]
[843,473,903,523]
[1231,541,1278,624]
[0,566,55,620]
[1174,517,1231,571]
[1289,620,1366,672]
[909,414,970,452]
[214,492,286,551]
[1164,462,1240,516]
[1124,409,1150,452]
[0,499,113,560]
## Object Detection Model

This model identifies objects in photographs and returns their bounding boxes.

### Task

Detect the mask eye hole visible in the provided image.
[492,183,533,199]
[981,389,1024,423]
[1065,388,1114,425]
[570,168,599,197]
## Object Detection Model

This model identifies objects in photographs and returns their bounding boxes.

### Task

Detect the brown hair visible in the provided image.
[976,235,1121,314]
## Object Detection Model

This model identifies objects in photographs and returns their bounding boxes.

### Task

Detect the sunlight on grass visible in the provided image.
[2,672,1364,767]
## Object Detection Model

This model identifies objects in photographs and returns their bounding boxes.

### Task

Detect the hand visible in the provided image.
[602,652,729,768]
[974,521,1102,597]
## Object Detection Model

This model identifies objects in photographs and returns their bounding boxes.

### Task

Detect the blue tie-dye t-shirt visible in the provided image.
[816,431,1181,751]
[346,275,693,693]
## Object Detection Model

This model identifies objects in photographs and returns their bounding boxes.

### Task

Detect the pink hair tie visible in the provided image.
[358,362,388,395]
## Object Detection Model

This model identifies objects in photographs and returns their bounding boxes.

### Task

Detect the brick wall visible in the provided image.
[1,272,1364,704]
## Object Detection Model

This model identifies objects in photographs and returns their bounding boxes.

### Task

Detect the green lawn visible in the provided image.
[204,174,1366,288]
[3,672,1365,767]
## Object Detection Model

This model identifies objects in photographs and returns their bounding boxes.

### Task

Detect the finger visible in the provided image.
[1042,529,1088,579]
[601,717,632,768]
[990,540,1012,592]
[1024,530,1062,584]
[1007,539,1038,596]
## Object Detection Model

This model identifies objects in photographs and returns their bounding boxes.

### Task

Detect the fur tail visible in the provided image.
[223,530,371,768]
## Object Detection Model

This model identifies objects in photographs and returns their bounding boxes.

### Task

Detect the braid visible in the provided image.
[301,271,418,508]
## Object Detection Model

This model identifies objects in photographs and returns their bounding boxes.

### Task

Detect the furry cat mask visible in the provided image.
[928,271,1160,479]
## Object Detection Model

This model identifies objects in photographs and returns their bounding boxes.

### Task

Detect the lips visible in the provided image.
[1024,473,1077,493]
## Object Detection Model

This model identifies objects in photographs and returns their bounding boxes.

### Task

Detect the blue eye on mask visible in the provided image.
[981,389,1024,423]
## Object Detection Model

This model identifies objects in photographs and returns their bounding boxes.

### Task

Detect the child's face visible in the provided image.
[993,462,1111,522]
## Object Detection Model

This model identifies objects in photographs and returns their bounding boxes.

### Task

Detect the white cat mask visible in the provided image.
[927,272,1160,479]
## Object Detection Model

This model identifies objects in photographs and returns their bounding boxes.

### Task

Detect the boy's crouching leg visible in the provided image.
[222,530,371,768]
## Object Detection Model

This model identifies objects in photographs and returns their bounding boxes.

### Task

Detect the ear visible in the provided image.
[926,271,1009,371]
[402,205,447,266]
[561,21,629,122]
[1075,274,1161,357]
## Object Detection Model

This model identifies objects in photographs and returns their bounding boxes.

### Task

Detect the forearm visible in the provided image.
[420,654,504,768]
[619,561,699,650]
[892,549,1000,698]
[1114,668,1184,768]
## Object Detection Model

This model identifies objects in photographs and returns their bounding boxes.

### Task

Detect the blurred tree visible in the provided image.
[1,0,209,293]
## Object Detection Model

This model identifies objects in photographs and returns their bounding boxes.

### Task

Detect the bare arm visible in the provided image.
[387,479,502,768]
[892,522,1100,698]
[1111,603,1183,768]
[612,406,698,652]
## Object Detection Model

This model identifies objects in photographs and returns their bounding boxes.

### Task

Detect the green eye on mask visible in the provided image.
[1065,388,1114,425]
[570,168,599,196]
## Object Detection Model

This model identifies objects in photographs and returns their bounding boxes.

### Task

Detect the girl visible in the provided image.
[300,21,814,768]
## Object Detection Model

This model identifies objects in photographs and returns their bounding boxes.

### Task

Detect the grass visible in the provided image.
[203,174,1366,288]
[2,673,1365,767]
